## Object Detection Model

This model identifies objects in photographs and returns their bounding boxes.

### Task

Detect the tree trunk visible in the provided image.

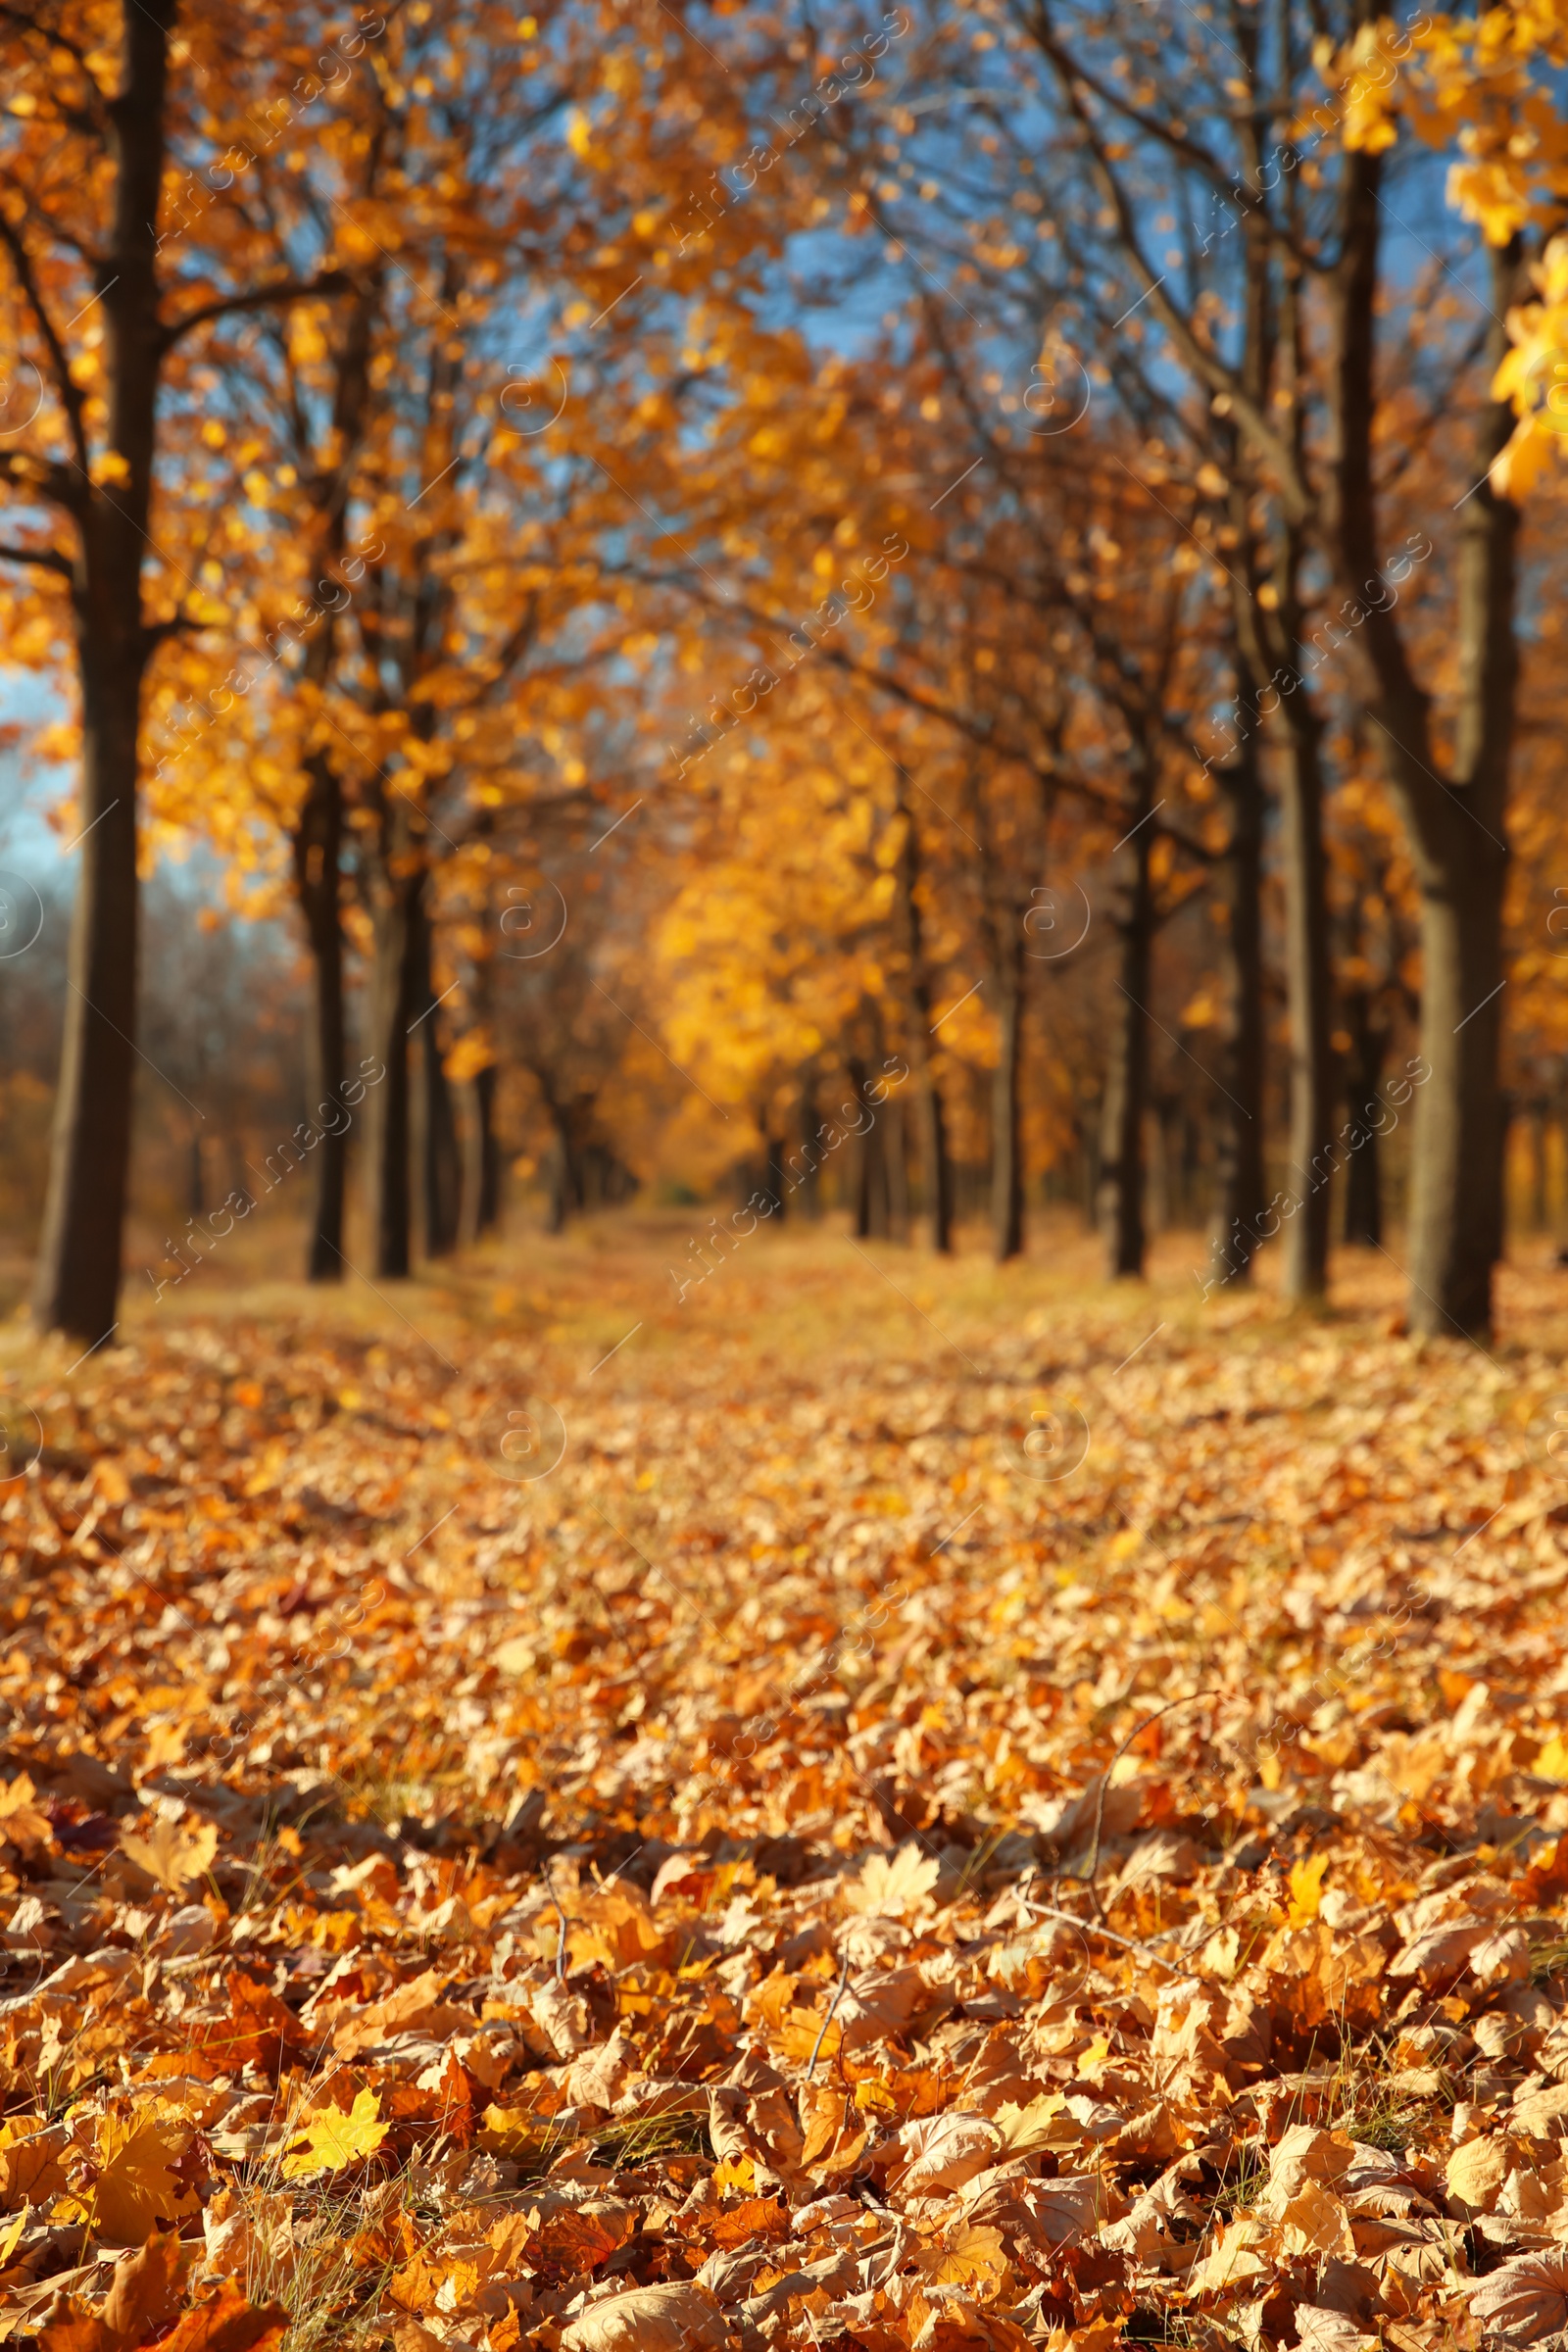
[1329,164,1516,1339]
[794,1084,823,1218]
[1275,702,1336,1302]
[30,3,174,1342]
[764,1133,788,1221]
[920,1080,954,1254]
[1531,1103,1548,1235]
[892,793,953,1251]
[885,1089,909,1238]
[466,1062,503,1240]
[1341,992,1386,1248]
[1098,782,1153,1278]
[365,856,420,1278]
[545,1137,573,1234]
[991,931,1024,1262]
[412,898,461,1259]
[1209,743,1267,1283]
[293,752,347,1280]
[852,1060,890,1239]
[461,926,502,1242]
[283,286,375,1281]
[542,1086,587,1232]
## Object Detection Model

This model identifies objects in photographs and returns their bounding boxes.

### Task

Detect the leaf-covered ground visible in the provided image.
[4,1221,1568,2352]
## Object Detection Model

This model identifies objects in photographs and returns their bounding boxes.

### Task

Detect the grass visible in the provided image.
[586,2108,712,2172]
[231,2178,400,2352]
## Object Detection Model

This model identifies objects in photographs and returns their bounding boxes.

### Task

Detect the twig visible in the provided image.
[1017,1897,1204,1982]
[1075,1689,1221,1916]
[806,1949,852,2078]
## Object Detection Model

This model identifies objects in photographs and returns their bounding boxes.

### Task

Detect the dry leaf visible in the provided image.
[889,2110,1004,2194]
[559,2282,727,2349]
[0,2118,69,2211]
[155,2281,289,2352]
[79,2117,199,2246]
[100,2230,191,2348]
[1446,2134,1509,2214]
[279,2089,387,2179]
[843,1843,941,1918]
[119,1817,219,1896]
[1468,2248,1568,2337]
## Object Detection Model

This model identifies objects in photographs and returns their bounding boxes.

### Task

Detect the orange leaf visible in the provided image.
[156,2282,289,2352]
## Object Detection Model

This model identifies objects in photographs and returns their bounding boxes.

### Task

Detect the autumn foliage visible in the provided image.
[1,1238,1568,2347]
[7,1,1568,2349]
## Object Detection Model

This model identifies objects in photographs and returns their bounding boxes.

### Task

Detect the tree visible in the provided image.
[0,0,358,1339]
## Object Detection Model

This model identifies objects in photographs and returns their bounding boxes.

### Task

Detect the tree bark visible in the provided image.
[1208,741,1267,1283]
[764,1133,788,1221]
[1341,990,1386,1247]
[365,848,420,1278]
[30,2,175,1342]
[284,286,373,1282]
[467,1062,503,1240]
[794,1083,824,1219]
[1328,163,1516,1338]
[293,752,347,1280]
[1098,777,1153,1278]
[1275,697,1335,1302]
[851,1059,890,1239]
[885,1088,909,1237]
[892,795,953,1250]
[413,896,461,1259]
[991,931,1024,1262]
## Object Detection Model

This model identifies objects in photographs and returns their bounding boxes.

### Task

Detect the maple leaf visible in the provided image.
[280,2088,388,2179]
[993,2093,1073,2155]
[1287,1852,1330,1924]
[0,2116,70,2210]
[1446,2135,1508,2214]
[119,1815,219,1895]
[917,2222,1009,2297]
[79,2118,200,2246]
[0,1775,55,1859]
[156,2281,289,2352]
[99,2230,191,2349]
[560,2284,727,2350]
[841,1841,940,1918]
[1469,2251,1568,2339]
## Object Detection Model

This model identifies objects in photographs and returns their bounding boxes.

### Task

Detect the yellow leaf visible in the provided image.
[1277,2179,1354,2259]
[1446,2135,1508,2213]
[711,2155,756,2194]
[993,2093,1074,2154]
[280,2088,387,2179]
[0,2118,68,2211]
[1288,1852,1330,1924]
[0,2203,27,2268]
[1535,1733,1568,1784]
[84,2117,199,2245]
[919,2222,1008,2295]
[120,1815,219,1894]
[0,1776,54,1859]
[842,1842,940,1919]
